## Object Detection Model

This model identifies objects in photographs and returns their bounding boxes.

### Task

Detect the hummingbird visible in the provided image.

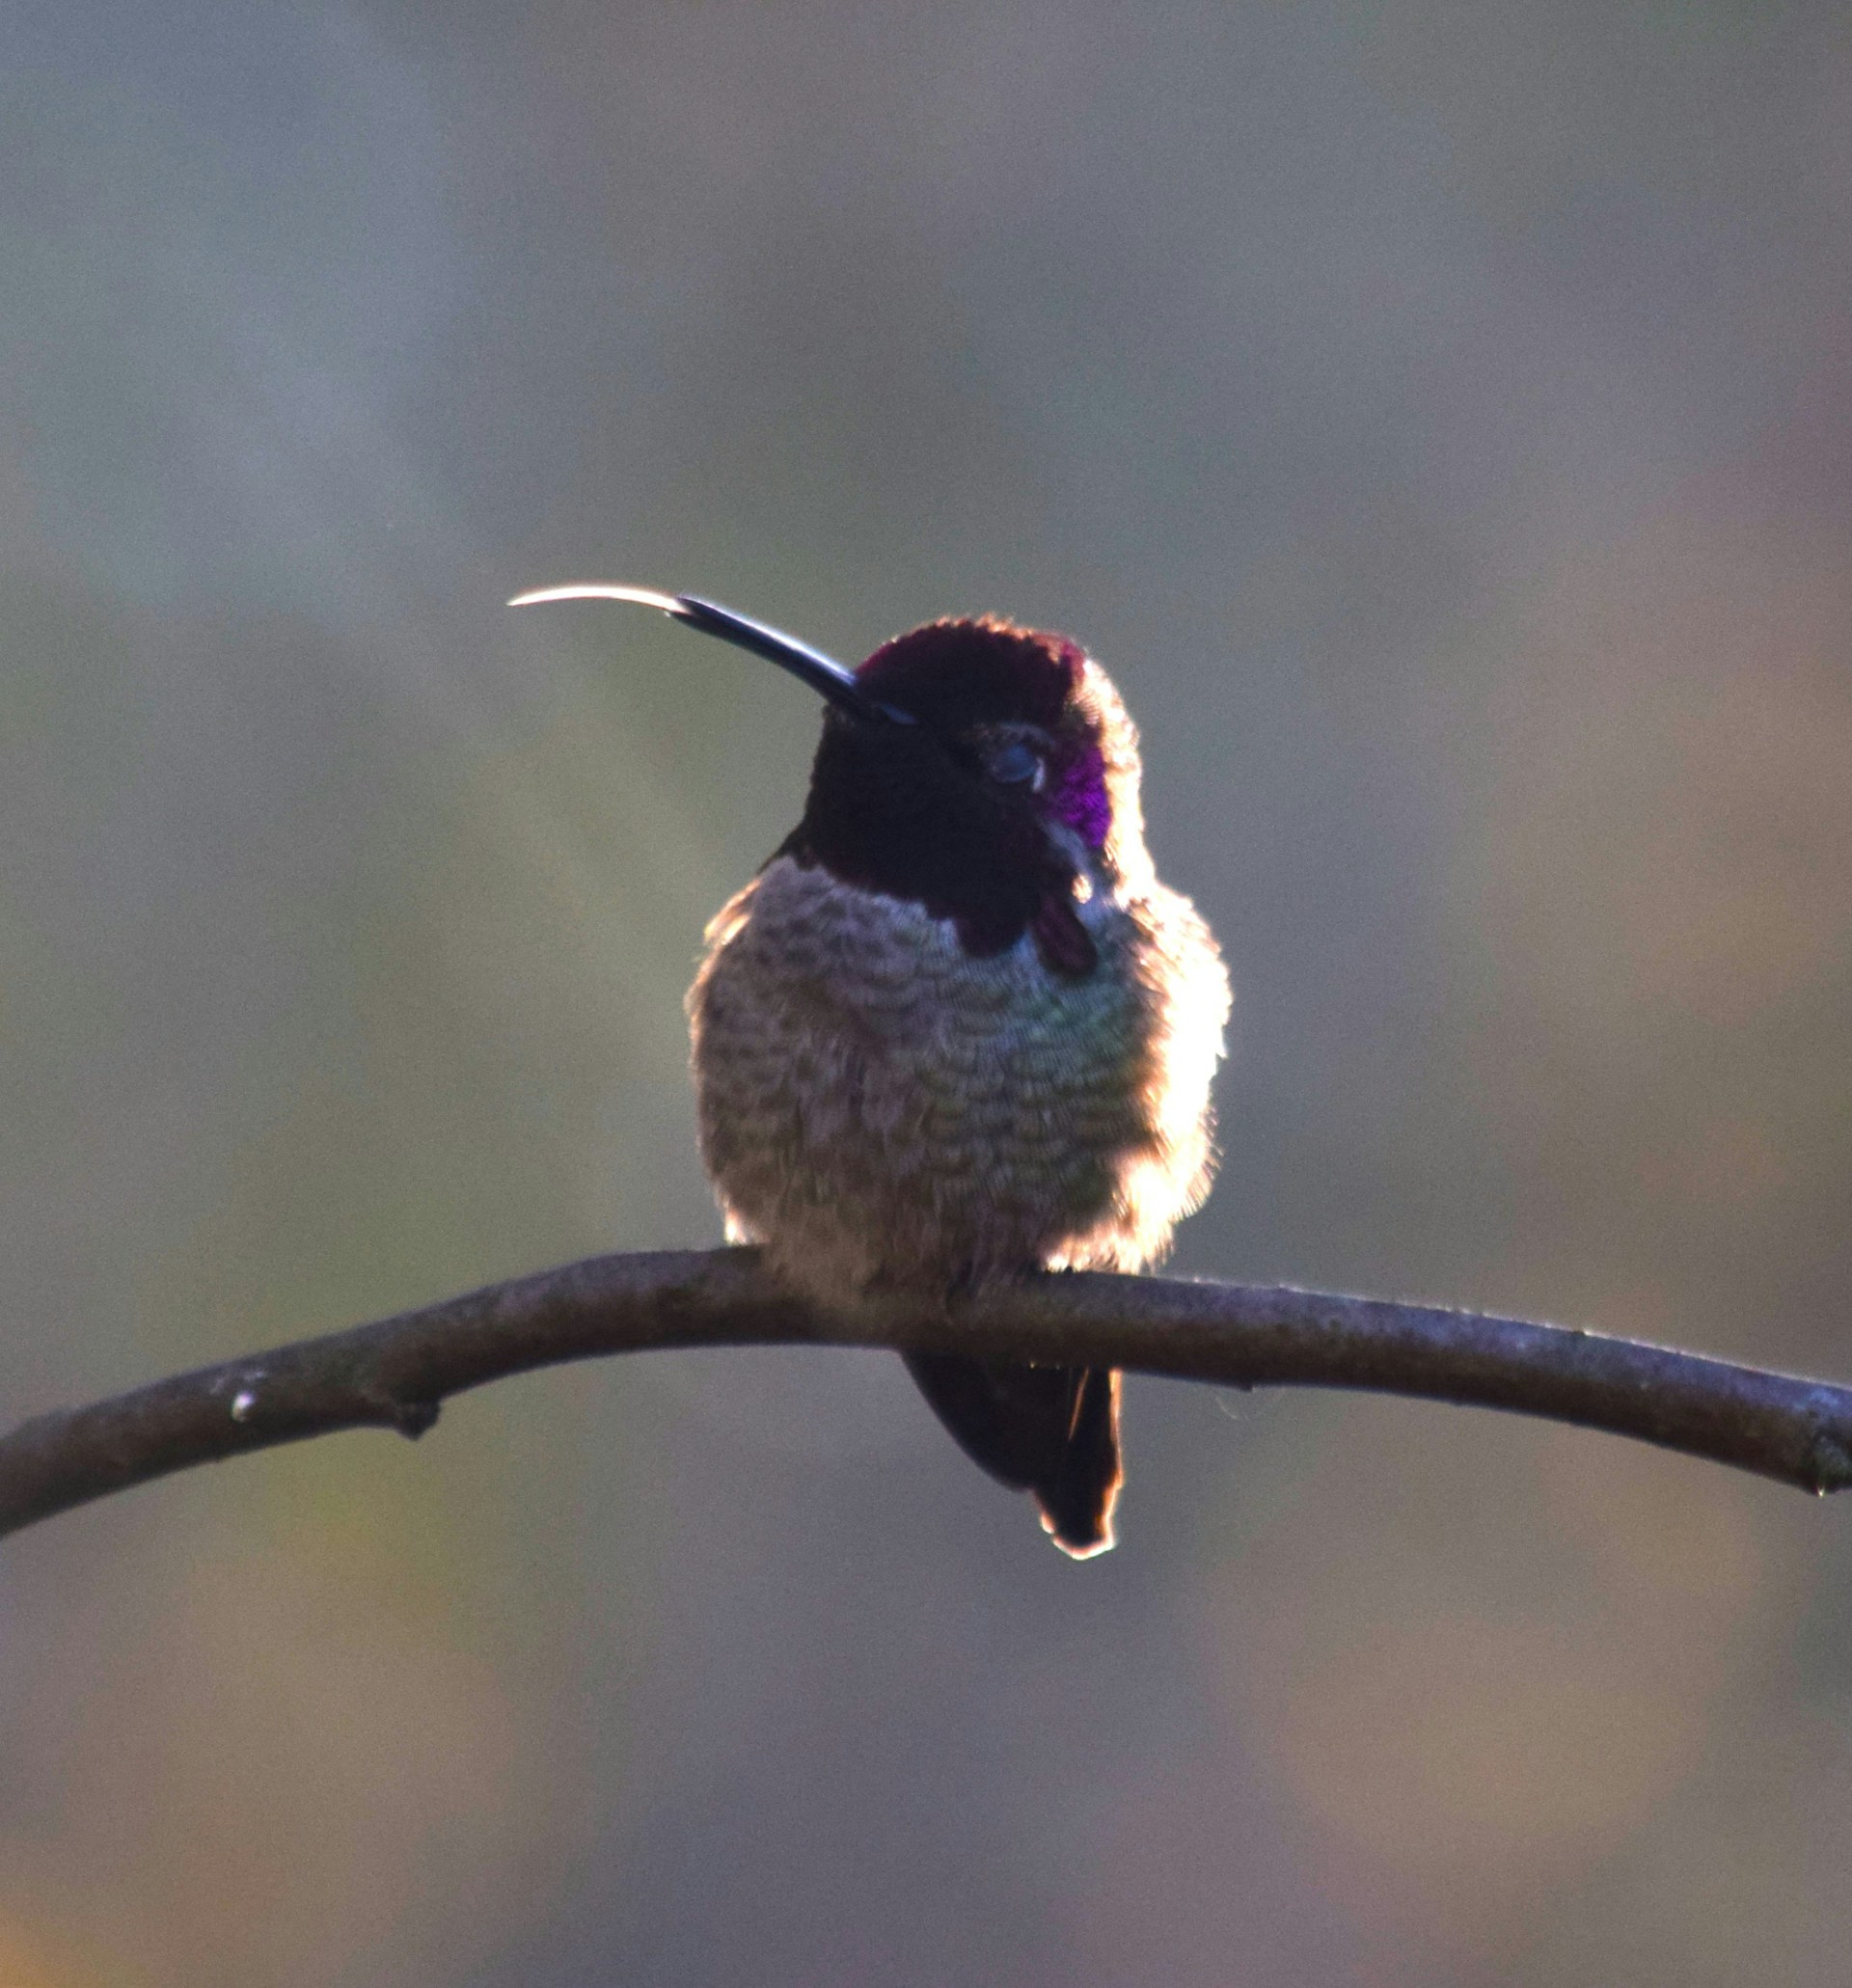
[510,583,1231,1555]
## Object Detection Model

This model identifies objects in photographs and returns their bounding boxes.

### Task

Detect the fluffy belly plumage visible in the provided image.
[688,855,1226,1308]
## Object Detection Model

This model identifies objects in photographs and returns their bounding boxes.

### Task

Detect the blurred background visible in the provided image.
[1,1,1850,1981]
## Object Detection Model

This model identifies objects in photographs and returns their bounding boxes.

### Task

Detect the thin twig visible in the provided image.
[2,1246,1849,1540]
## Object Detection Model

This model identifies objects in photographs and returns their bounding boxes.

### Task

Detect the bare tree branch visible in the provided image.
[3,1245,1850,1540]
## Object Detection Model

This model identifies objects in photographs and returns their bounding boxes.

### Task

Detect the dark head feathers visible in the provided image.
[857,618,1086,732]
[778,615,1143,975]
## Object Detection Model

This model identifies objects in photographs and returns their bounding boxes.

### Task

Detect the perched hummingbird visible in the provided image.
[510,584,1231,1555]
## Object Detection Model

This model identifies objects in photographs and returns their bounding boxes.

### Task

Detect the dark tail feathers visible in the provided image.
[902,1352,1122,1557]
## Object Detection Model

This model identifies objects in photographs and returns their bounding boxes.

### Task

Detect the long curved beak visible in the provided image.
[507,584,912,725]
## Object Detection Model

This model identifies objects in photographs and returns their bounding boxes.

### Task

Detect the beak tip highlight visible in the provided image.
[506,583,685,614]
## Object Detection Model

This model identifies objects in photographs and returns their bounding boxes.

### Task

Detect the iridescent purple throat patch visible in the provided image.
[1051,737,1111,848]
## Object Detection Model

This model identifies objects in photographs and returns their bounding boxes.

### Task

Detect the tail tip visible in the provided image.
[1036,1463,1123,1559]
[1041,1507,1119,1559]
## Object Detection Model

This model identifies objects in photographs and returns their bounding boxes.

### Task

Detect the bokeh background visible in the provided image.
[2,2,1851,1981]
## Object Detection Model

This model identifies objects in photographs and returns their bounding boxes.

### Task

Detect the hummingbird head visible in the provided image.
[795,617,1150,967]
[507,586,1151,971]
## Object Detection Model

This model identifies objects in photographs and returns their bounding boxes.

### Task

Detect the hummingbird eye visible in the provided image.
[986,739,1046,791]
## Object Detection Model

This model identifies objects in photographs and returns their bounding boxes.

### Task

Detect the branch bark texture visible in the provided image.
[3,1246,1850,1540]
